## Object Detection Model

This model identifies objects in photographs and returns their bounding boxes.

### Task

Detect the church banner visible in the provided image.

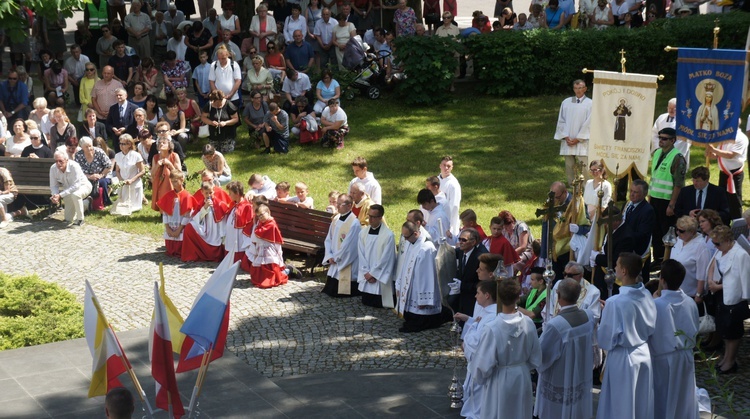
[675,48,748,145]
[588,70,659,179]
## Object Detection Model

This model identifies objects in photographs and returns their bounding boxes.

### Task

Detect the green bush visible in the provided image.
[464,12,750,97]
[393,35,463,105]
[0,273,84,350]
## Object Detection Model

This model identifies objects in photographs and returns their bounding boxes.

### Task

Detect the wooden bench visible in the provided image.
[0,156,54,196]
[268,200,333,274]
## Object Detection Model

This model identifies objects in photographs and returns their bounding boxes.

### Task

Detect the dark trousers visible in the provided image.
[719,169,744,220]
[650,197,676,263]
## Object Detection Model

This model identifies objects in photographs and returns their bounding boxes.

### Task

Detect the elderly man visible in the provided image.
[90,66,124,122]
[211,28,242,61]
[124,0,152,59]
[202,8,220,39]
[453,227,488,316]
[417,188,451,247]
[285,29,315,73]
[396,221,446,333]
[0,69,30,120]
[106,88,136,153]
[651,98,684,156]
[63,44,90,107]
[438,156,461,237]
[314,8,338,68]
[545,261,601,322]
[649,259,700,419]
[349,156,382,205]
[597,252,656,419]
[350,182,373,226]
[650,127,687,268]
[535,278,596,419]
[707,122,748,220]
[322,194,360,298]
[49,150,93,226]
[357,204,397,308]
[555,79,592,186]
[281,69,312,114]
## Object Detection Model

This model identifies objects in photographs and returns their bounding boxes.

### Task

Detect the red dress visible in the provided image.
[484,235,520,267]
[157,189,199,257]
[180,99,201,131]
[223,199,254,263]
[181,187,232,262]
[150,152,179,212]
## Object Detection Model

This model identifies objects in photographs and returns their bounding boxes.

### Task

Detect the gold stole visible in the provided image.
[554,279,590,315]
[336,216,355,295]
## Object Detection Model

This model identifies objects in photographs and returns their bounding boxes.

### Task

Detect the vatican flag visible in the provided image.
[588,70,659,179]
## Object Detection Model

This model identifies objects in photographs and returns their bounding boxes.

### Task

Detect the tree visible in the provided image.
[0,0,84,43]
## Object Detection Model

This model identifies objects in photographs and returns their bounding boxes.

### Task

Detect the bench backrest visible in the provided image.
[0,157,54,188]
[268,200,333,246]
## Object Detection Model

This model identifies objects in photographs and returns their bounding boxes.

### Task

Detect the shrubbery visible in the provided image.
[393,13,749,100]
[0,273,84,350]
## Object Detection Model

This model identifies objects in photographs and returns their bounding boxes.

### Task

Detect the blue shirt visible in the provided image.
[316,79,340,101]
[285,41,315,72]
[0,81,29,111]
[192,62,211,95]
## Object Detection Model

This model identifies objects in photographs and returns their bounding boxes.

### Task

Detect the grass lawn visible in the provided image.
[85,84,749,242]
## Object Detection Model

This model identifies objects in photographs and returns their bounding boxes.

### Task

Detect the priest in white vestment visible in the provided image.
[554,80,592,186]
[417,188,452,247]
[597,253,656,419]
[455,280,498,419]
[648,259,700,419]
[469,278,541,419]
[544,261,601,322]
[395,221,446,333]
[357,204,396,308]
[322,194,361,297]
[534,278,595,419]
[438,156,461,236]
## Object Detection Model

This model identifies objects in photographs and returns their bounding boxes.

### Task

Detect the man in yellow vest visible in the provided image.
[650,127,686,269]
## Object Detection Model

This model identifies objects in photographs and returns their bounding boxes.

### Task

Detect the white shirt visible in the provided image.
[209,59,242,101]
[49,160,88,197]
[313,18,338,45]
[282,72,312,98]
[321,106,347,128]
[64,55,90,79]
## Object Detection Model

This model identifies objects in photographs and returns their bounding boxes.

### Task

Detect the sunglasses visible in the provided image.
[676,228,685,234]
[86,68,96,71]
[268,46,275,49]
[458,238,470,243]
[658,136,674,140]
[7,77,17,80]
[157,129,169,134]
[713,241,722,247]
[30,136,40,140]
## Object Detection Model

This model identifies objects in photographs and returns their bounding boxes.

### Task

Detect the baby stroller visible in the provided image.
[341,36,388,100]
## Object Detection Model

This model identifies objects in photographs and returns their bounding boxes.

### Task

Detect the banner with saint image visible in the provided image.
[588,70,659,179]
[675,48,748,145]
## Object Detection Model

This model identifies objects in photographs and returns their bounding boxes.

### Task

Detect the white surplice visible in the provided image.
[596,283,656,419]
[357,224,397,308]
[190,205,226,247]
[395,235,440,316]
[469,312,541,419]
[163,200,190,241]
[649,289,700,419]
[424,203,451,247]
[545,278,601,322]
[349,171,382,204]
[323,211,360,281]
[554,96,592,156]
[534,305,595,419]
[225,207,250,254]
[438,173,461,236]
[461,303,498,419]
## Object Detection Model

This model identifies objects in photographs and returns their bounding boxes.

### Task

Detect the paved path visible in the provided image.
[1,217,458,379]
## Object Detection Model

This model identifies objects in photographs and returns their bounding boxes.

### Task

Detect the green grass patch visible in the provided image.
[0,273,84,350]
[86,85,749,240]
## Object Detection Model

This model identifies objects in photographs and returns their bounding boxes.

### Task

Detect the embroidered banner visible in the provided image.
[675,48,748,145]
[588,70,659,179]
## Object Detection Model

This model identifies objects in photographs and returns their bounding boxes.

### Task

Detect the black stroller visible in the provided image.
[341,36,389,100]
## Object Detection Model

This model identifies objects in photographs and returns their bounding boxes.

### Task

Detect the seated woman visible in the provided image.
[264,41,286,90]
[223,181,255,263]
[242,203,289,288]
[136,57,161,96]
[201,89,240,154]
[498,210,534,270]
[147,121,187,172]
[498,7,517,29]
[289,96,317,142]
[0,167,22,227]
[144,94,165,127]
[245,55,274,102]
[21,129,53,158]
[175,87,202,140]
[157,171,199,258]
[590,0,615,30]
[94,136,115,160]
[161,50,191,96]
[136,129,154,169]
[314,69,340,114]
[111,134,146,215]
[161,96,189,151]
[5,119,30,157]
[28,98,52,142]
[79,108,108,146]
[49,108,77,150]
[129,82,148,108]
[242,90,269,147]
[43,60,68,108]
[201,144,232,186]
[320,99,348,149]
[125,108,155,140]
[545,0,567,30]
[150,126,182,212]
[181,171,232,262]
[75,136,113,207]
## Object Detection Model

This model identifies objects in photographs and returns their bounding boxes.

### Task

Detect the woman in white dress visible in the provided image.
[590,0,614,30]
[583,159,612,220]
[672,216,710,301]
[469,277,541,419]
[112,134,145,214]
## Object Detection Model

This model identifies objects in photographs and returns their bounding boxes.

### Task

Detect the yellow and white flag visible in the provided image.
[84,280,127,398]
[588,70,659,178]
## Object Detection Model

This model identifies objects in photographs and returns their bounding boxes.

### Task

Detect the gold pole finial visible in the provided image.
[619,49,627,74]
[713,18,720,49]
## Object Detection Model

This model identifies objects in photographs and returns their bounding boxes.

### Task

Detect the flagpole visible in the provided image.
[196,346,215,398]
[187,345,212,419]
[90,296,155,418]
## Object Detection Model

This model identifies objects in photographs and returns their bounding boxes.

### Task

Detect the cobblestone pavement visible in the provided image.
[0,218,458,379]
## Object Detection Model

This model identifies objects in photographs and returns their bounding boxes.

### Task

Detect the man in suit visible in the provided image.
[590,206,634,299]
[621,179,656,278]
[454,227,488,317]
[106,88,136,153]
[675,166,731,225]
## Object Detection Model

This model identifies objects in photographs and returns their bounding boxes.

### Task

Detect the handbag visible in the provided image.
[198,125,210,138]
[425,13,441,25]
[698,301,716,335]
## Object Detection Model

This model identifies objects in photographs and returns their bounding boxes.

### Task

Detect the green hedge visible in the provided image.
[393,35,463,105]
[441,13,748,97]
[0,273,84,350]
